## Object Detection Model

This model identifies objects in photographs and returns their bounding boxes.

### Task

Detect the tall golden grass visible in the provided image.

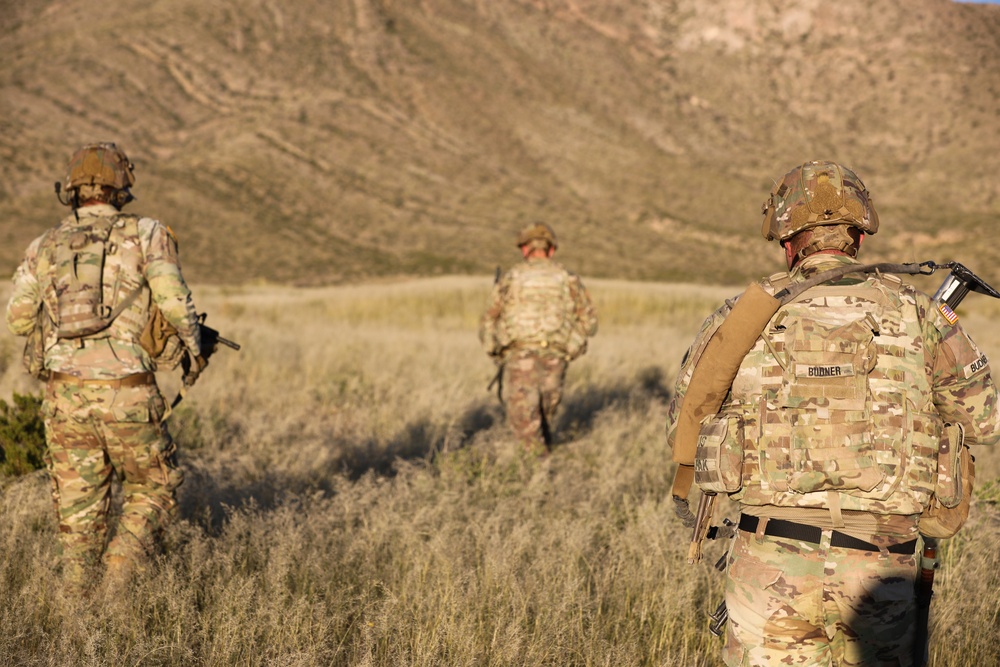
[0,276,998,666]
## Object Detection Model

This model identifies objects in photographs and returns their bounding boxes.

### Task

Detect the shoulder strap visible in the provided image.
[773,262,933,304]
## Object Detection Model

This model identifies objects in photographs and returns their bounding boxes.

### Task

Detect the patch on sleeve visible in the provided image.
[939,302,959,325]
[964,353,990,379]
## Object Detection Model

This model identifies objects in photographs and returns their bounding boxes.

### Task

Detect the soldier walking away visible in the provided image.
[5,143,206,592]
[665,161,999,666]
[479,223,598,456]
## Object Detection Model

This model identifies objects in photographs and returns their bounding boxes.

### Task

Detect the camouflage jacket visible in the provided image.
[479,257,598,361]
[666,254,999,529]
[6,204,201,379]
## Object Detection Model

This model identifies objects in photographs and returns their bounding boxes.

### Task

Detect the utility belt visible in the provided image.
[738,514,918,555]
[503,340,568,358]
[48,371,156,389]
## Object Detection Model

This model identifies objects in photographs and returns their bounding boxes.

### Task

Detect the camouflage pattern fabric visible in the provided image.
[723,529,916,667]
[666,252,999,664]
[5,203,201,590]
[479,257,597,362]
[504,350,568,453]
[43,380,181,587]
[6,204,201,379]
[480,256,597,452]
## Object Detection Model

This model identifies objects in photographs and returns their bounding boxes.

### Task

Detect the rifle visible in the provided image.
[914,537,938,667]
[708,547,731,637]
[198,313,242,358]
[688,491,718,564]
[168,313,241,414]
[688,491,736,636]
[487,363,505,406]
[911,263,998,663]
[485,266,504,406]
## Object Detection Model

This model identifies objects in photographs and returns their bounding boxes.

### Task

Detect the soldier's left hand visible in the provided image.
[673,495,697,528]
[182,351,208,387]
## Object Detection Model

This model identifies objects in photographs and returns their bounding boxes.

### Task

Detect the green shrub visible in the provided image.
[0,392,46,477]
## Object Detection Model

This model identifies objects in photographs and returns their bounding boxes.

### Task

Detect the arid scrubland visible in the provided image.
[1,277,999,666]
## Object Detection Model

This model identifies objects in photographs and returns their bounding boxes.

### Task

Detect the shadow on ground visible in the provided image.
[177,398,503,533]
[177,365,672,533]
[555,365,671,446]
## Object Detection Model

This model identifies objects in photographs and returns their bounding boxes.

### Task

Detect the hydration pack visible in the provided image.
[43,214,144,339]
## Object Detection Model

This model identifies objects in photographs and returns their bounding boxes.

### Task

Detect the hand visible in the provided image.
[181,351,208,387]
[673,495,696,528]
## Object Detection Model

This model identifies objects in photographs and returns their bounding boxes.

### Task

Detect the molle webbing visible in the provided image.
[671,282,779,499]
[46,214,143,340]
[670,261,932,501]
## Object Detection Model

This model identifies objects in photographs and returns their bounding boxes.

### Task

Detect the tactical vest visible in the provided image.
[695,272,941,516]
[499,261,578,353]
[38,213,149,343]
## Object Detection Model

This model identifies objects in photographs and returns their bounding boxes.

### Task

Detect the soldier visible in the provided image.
[479,223,598,455]
[666,161,999,666]
[5,142,205,591]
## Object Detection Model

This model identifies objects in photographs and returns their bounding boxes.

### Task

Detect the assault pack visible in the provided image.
[498,261,587,359]
[22,213,147,379]
[46,213,145,339]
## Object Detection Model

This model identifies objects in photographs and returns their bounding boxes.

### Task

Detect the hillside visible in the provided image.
[1,0,999,286]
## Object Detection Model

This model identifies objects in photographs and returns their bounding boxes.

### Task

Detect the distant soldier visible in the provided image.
[6,142,205,591]
[666,161,999,666]
[479,223,598,455]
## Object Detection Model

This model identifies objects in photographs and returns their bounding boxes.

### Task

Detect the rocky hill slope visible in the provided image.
[1,0,998,286]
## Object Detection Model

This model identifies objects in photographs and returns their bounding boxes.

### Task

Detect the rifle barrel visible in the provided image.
[216,335,241,351]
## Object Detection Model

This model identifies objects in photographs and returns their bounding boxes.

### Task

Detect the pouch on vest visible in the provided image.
[139,303,185,370]
[762,314,889,496]
[919,423,974,538]
[695,413,744,493]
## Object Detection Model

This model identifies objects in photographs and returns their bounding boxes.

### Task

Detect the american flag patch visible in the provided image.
[939,303,959,325]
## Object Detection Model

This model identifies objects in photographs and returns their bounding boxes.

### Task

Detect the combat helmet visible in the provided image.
[761,160,878,244]
[517,222,558,250]
[59,142,135,208]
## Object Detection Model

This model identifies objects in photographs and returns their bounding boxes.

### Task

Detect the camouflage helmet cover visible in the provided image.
[65,142,135,192]
[761,160,878,243]
[517,222,558,249]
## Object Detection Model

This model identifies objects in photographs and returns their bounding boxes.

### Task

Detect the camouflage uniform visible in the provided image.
[6,202,201,588]
[480,256,597,453]
[666,253,999,666]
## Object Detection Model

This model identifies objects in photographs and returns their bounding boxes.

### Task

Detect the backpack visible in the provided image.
[501,262,576,352]
[44,214,144,339]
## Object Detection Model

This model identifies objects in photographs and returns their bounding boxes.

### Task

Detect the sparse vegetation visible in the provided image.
[0,392,46,477]
[0,277,998,666]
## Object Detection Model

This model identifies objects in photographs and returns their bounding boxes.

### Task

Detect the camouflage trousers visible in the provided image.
[503,350,568,454]
[42,378,183,588]
[723,525,918,667]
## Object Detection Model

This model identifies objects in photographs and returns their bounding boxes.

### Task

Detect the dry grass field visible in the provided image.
[1,276,999,666]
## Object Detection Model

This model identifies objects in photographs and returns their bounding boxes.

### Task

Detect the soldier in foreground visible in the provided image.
[665,161,999,666]
[6,143,205,592]
[479,223,598,456]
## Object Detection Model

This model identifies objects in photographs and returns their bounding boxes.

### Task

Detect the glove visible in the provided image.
[181,350,208,387]
[673,495,696,529]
